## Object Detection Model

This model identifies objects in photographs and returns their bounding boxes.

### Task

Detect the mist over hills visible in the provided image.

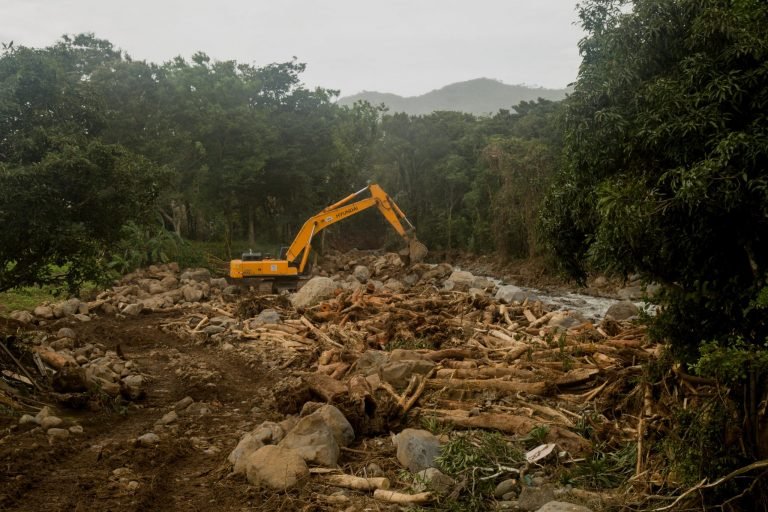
[337,78,570,116]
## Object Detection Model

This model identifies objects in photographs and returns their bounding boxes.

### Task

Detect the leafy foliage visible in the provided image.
[541,0,768,348]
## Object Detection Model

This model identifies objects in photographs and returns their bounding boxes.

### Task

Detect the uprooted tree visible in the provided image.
[541,0,768,500]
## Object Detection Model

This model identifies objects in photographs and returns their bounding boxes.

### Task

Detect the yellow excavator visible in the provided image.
[229,184,427,292]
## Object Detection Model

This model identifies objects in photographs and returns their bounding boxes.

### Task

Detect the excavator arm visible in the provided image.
[229,184,427,286]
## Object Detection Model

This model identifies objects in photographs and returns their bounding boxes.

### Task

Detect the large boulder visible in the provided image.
[380,359,436,388]
[302,405,354,447]
[290,277,337,309]
[53,298,83,318]
[447,271,475,291]
[253,309,281,324]
[180,268,211,284]
[244,445,308,490]
[605,301,640,321]
[9,310,34,323]
[279,412,341,467]
[495,285,539,304]
[34,305,55,319]
[393,428,441,472]
[352,265,371,283]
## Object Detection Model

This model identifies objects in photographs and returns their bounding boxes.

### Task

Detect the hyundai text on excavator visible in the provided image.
[228,184,428,292]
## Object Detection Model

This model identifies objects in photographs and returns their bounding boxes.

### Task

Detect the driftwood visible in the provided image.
[324,474,390,490]
[373,490,433,504]
[425,377,552,396]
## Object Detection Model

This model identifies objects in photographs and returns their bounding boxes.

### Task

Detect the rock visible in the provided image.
[518,485,557,511]
[279,416,340,467]
[604,301,639,321]
[47,428,70,441]
[121,375,145,400]
[203,325,226,335]
[50,338,75,350]
[253,309,281,324]
[175,396,194,411]
[393,429,441,472]
[53,298,82,318]
[496,285,538,303]
[230,434,265,474]
[69,425,84,434]
[420,263,453,282]
[547,313,582,330]
[210,277,228,289]
[356,350,390,376]
[413,467,454,494]
[352,265,371,283]
[122,303,144,316]
[244,445,308,490]
[495,478,518,498]
[156,410,178,426]
[223,285,241,296]
[380,359,436,388]
[9,310,34,323]
[384,278,405,292]
[137,433,160,446]
[126,481,140,492]
[447,270,475,291]
[617,285,643,301]
[19,414,37,425]
[302,405,354,447]
[35,406,53,423]
[180,268,211,283]
[592,276,608,288]
[40,416,63,430]
[221,342,234,351]
[290,277,337,309]
[56,327,77,339]
[34,305,55,319]
[365,463,384,477]
[182,285,204,303]
[535,502,594,512]
[442,279,456,291]
[73,313,91,322]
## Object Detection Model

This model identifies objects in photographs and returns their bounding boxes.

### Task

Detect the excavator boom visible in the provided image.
[229,184,427,291]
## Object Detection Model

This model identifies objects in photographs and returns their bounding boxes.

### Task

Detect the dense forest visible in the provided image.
[2,0,768,507]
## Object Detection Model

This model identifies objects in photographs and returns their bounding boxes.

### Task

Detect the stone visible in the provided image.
[137,433,160,446]
[447,270,475,291]
[279,416,340,467]
[593,276,608,288]
[384,279,404,292]
[40,416,63,430]
[303,405,354,447]
[182,285,204,303]
[380,359,436,388]
[210,315,237,327]
[73,313,91,322]
[50,338,75,350]
[605,301,639,321]
[47,428,70,440]
[547,313,582,330]
[122,303,144,316]
[617,285,643,301]
[34,305,55,319]
[496,285,538,304]
[535,502,594,512]
[365,463,384,477]
[69,425,84,434]
[148,282,166,295]
[175,396,194,411]
[495,478,518,498]
[9,310,34,323]
[156,410,178,425]
[180,268,211,283]
[291,277,337,308]
[253,309,281,324]
[413,467,454,494]
[393,429,441,473]
[19,414,37,425]
[221,342,234,351]
[420,263,453,282]
[223,285,241,296]
[244,445,308,490]
[35,406,53,423]
[352,265,371,283]
[126,481,140,491]
[355,350,390,376]
[56,327,77,339]
[518,485,557,511]
[53,298,82,318]
[203,325,226,335]
[210,277,228,289]
[121,375,145,400]
[230,434,265,474]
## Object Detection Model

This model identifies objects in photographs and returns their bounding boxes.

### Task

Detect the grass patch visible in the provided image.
[0,286,57,313]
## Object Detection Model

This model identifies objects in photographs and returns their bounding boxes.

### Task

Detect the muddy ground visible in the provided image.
[0,311,394,512]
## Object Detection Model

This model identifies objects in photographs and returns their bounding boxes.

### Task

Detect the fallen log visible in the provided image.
[425,378,552,396]
[435,367,537,380]
[373,490,433,504]
[324,474,390,490]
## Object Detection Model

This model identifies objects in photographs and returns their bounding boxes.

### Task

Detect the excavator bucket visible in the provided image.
[399,238,428,264]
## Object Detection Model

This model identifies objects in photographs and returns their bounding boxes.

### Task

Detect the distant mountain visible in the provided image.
[337,78,570,116]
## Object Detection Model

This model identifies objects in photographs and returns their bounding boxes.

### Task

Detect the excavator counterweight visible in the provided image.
[229,184,427,291]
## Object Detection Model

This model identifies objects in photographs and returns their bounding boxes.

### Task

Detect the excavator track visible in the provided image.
[226,276,312,294]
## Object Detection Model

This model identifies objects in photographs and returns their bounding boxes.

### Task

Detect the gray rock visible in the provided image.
[413,467,455,494]
[137,433,160,446]
[279,415,340,467]
[40,416,63,430]
[73,313,91,322]
[547,313,582,330]
[253,309,281,324]
[121,375,145,400]
[617,285,643,301]
[303,405,354,447]
[384,279,405,292]
[244,445,308,490]
[353,265,371,283]
[223,285,241,296]
[35,406,53,423]
[180,268,211,283]
[122,303,144,316]
[156,410,178,425]
[34,305,55,319]
[9,310,34,323]
[175,396,194,411]
[518,485,557,511]
[47,428,70,440]
[229,433,265,474]
[380,359,436,388]
[420,263,453,282]
[496,285,539,304]
[19,414,37,425]
[56,327,77,339]
[69,425,84,434]
[53,298,82,318]
[182,285,204,303]
[160,275,179,289]
[536,502,594,512]
[203,325,226,335]
[356,350,390,376]
[448,270,475,291]
[210,277,228,289]
[605,301,640,321]
[290,277,337,308]
[394,429,441,472]
[495,478,518,498]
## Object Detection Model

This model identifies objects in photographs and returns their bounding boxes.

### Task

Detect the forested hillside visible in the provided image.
[0,35,562,291]
[338,78,569,116]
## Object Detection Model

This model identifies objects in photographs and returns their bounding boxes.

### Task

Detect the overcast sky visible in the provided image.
[2,0,584,97]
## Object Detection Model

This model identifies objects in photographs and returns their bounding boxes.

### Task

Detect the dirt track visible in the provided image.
[0,312,334,512]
